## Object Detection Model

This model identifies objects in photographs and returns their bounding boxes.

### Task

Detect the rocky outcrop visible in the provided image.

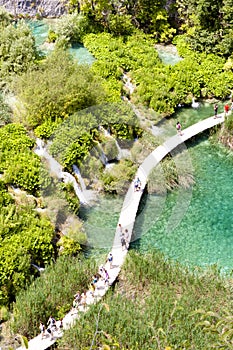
[0,0,69,17]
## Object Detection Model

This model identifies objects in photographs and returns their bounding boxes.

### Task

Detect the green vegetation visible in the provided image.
[57,250,232,349]
[13,49,106,129]
[177,0,233,56]
[0,124,48,194]
[12,255,97,338]
[77,0,175,41]
[83,32,233,116]
[101,159,137,194]
[0,18,37,86]
[49,102,139,169]
[0,180,55,306]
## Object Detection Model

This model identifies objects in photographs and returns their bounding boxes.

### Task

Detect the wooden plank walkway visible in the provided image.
[18,113,224,350]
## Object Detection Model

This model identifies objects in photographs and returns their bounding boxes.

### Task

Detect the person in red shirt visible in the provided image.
[224,103,229,117]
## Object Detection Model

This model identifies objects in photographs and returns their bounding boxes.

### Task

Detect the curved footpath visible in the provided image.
[18,113,224,350]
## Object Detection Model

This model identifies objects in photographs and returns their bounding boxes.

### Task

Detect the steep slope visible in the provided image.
[0,0,68,17]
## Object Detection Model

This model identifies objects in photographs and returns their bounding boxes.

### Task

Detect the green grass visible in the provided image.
[58,250,233,349]
[12,255,98,338]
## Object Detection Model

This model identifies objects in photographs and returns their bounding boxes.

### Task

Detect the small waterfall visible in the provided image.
[61,172,88,205]
[35,138,89,205]
[123,73,135,95]
[97,144,109,166]
[191,97,200,108]
[35,139,63,178]
[73,165,86,191]
[114,139,123,160]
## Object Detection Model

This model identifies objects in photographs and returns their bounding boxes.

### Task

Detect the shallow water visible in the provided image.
[132,136,233,272]
[155,44,182,66]
[81,130,233,272]
[79,195,124,249]
[28,19,95,64]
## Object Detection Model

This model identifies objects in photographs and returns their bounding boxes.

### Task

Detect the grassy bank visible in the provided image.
[57,250,233,349]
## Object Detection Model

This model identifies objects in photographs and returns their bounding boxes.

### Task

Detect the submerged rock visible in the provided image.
[0,0,68,17]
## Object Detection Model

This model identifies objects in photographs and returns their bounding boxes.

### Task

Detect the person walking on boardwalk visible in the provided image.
[120,233,127,251]
[124,229,130,249]
[106,252,113,269]
[176,121,182,135]
[39,322,46,339]
[224,103,229,117]
[118,223,123,235]
[214,103,218,118]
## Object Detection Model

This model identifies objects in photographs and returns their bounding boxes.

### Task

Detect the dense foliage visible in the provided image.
[49,102,140,170]
[0,180,55,306]
[57,250,232,349]
[84,32,233,116]
[66,0,175,41]
[177,0,233,56]
[13,49,106,129]
[0,124,49,194]
[0,17,38,86]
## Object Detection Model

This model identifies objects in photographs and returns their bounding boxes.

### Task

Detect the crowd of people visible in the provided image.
[39,316,63,341]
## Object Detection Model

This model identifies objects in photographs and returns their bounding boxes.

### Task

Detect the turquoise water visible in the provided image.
[79,195,124,249]
[70,43,95,65]
[81,134,233,272]
[80,135,233,272]
[132,136,233,272]
[156,45,182,66]
[28,19,51,48]
[28,20,95,64]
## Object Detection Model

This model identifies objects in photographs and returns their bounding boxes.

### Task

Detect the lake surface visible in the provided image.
[132,136,233,272]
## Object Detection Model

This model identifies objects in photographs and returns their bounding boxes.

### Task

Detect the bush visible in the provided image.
[13,49,106,128]
[101,159,137,194]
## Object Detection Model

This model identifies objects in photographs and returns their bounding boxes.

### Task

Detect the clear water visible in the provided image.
[81,127,233,271]
[70,43,95,65]
[28,19,95,64]
[28,19,51,48]
[155,44,182,66]
[132,136,233,272]
[79,195,124,249]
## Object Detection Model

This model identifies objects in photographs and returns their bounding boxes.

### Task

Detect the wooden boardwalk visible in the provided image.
[18,113,224,350]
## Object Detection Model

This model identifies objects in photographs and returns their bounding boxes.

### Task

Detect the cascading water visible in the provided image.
[35,139,89,205]
[73,165,86,191]
[122,73,135,95]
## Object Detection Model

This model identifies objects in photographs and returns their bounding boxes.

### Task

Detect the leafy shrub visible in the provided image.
[101,159,137,194]
[0,124,50,194]
[13,49,106,128]
[0,20,38,85]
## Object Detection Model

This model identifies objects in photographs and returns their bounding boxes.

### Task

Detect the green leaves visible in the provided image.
[0,20,37,85]
[0,124,49,194]
[13,49,106,128]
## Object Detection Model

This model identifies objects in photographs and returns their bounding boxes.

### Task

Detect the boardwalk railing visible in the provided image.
[18,113,224,350]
